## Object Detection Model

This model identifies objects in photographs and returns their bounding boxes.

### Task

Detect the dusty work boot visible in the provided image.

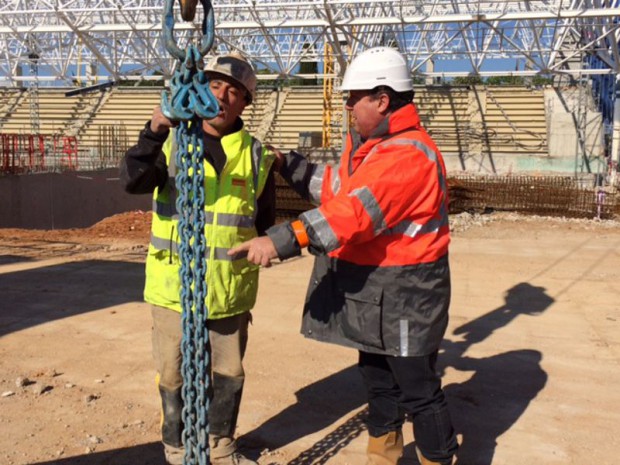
[159,386,184,465]
[415,446,454,465]
[163,444,184,465]
[366,430,404,465]
[210,436,257,465]
[210,451,257,465]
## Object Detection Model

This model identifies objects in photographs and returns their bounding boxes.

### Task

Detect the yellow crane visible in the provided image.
[322,43,334,148]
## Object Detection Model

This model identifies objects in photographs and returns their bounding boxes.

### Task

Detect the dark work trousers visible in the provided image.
[358,350,458,464]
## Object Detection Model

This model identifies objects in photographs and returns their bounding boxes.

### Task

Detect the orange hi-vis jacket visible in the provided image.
[270,103,452,356]
[301,103,450,266]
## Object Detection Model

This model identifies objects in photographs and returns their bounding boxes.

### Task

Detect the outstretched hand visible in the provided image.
[266,144,285,172]
[229,236,278,268]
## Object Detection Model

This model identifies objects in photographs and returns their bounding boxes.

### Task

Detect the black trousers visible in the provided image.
[358,350,458,464]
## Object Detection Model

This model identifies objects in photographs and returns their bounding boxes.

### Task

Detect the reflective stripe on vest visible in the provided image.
[208,211,255,228]
[150,233,247,261]
[154,203,255,228]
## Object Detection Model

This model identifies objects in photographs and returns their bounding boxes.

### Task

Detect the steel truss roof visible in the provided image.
[0,0,618,86]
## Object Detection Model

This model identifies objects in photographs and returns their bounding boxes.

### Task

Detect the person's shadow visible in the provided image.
[240,364,367,462]
[451,282,553,347]
[430,282,554,465]
[241,282,553,465]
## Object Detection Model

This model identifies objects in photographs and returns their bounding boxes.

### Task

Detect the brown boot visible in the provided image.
[366,430,404,465]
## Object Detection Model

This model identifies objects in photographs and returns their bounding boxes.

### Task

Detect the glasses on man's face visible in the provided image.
[345,91,371,107]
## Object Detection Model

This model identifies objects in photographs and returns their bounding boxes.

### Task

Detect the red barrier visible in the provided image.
[62,136,78,170]
[1,134,18,174]
[0,133,78,174]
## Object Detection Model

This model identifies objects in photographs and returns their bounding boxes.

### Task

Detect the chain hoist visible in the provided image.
[161,1,218,463]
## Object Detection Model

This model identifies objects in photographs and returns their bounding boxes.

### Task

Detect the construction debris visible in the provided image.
[275,174,620,221]
[448,175,619,219]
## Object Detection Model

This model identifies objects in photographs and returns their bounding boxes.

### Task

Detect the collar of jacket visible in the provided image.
[372,103,421,138]
[351,103,422,159]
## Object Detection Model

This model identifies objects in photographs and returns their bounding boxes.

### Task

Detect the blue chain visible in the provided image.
[161,1,219,463]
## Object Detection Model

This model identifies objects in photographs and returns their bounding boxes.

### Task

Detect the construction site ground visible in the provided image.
[1,211,619,465]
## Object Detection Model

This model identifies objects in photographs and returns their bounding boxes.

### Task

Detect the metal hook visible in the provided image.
[179,0,198,21]
[163,0,215,62]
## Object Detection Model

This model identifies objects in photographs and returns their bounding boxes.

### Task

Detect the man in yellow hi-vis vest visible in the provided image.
[120,53,276,465]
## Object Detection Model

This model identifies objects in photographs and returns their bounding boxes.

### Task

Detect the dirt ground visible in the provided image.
[1,211,619,465]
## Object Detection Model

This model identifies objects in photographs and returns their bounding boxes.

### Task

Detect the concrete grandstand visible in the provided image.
[0,0,619,227]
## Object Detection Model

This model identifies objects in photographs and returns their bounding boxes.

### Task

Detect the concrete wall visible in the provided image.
[439,87,606,175]
[545,87,604,159]
[441,152,605,175]
[1,168,151,230]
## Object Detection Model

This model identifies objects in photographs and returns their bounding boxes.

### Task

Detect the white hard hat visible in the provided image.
[205,52,257,103]
[340,47,413,92]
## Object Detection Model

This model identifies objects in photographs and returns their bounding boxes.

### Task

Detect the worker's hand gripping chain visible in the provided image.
[161,1,217,463]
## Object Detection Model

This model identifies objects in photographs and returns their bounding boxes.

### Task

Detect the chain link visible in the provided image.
[161,1,219,463]
[176,118,211,465]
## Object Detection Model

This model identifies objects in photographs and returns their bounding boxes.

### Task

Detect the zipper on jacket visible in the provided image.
[169,225,175,264]
[205,175,219,315]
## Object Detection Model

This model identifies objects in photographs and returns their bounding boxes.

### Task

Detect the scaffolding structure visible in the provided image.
[0,1,617,83]
[0,0,618,163]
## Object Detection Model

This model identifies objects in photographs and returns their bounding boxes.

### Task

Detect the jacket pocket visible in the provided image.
[227,259,259,312]
[340,285,384,349]
[144,249,182,310]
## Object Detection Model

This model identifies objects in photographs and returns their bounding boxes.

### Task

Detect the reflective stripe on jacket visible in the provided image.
[144,127,275,319]
[301,104,450,266]
[299,103,451,356]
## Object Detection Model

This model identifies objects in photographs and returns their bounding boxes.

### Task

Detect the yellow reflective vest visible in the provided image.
[144,127,275,319]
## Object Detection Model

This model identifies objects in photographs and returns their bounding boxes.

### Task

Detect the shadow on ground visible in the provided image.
[0,254,36,265]
[31,442,163,465]
[0,259,145,337]
[247,281,553,465]
[241,364,367,463]
[5,255,555,465]
[436,282,553,465]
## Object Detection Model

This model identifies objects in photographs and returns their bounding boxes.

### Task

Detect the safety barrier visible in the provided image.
[0,133,78,174]
[448,175,619,219]
[274,173,620,221]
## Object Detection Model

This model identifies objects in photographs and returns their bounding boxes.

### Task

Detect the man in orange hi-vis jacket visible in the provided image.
[230,47,458,465]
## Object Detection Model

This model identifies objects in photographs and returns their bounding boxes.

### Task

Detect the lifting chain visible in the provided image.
[161,1,218,463]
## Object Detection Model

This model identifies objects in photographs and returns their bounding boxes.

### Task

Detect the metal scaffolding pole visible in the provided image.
[612,76,620,169]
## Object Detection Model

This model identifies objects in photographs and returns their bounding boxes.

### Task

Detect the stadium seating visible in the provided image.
[0,85,549,162]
